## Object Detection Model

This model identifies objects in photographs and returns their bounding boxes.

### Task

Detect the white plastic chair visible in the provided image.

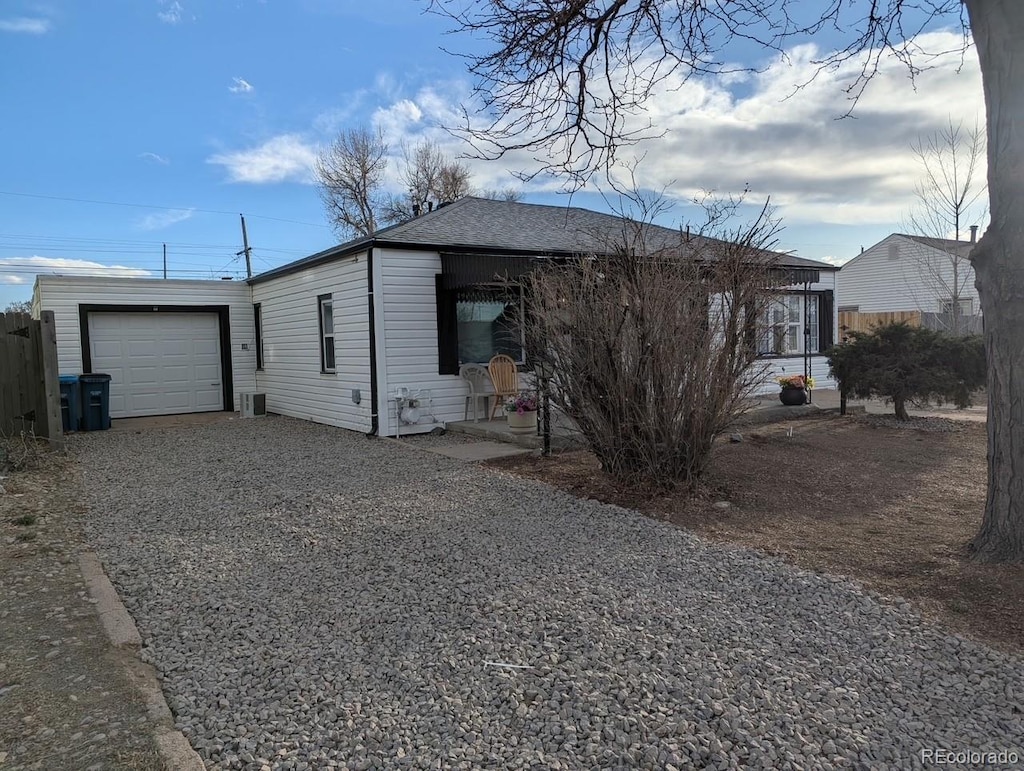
[459,363,492,422]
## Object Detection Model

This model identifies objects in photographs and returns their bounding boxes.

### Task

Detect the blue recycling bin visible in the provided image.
[59,375,80,432]
[79,373,112,431]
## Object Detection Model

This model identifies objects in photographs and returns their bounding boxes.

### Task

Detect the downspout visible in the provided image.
[366,247,379,437]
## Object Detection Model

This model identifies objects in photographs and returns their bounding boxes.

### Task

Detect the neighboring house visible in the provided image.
[838,233,980,332]
[34,197,838,436]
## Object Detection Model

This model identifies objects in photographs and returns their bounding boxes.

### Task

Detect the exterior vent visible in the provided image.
[240,392,266,418]
[887,243,899,260]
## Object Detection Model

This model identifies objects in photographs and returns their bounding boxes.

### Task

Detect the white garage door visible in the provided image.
[89,312,223,418]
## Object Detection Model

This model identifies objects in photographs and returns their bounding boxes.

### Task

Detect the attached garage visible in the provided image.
[86,311,225,418]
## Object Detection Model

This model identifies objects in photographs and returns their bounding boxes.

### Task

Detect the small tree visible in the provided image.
[315,127,389,237]
[3,300,31,314]
[383,139,473,224]
[828,322,986,421]
[522,199,782,490]
[903,118,988,335]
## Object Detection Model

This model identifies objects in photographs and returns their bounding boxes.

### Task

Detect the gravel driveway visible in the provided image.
[74,417,1022,770]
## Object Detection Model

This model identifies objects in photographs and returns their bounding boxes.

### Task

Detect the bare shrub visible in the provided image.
[0,429,47,474]
[522,201,783,490]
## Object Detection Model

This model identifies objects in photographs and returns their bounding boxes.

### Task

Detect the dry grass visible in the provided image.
[486,414,1024,654]
[0,452,167,769]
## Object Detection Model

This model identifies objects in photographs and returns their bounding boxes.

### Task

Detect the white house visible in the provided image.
[34,197,838,436]
[838,233,980,321]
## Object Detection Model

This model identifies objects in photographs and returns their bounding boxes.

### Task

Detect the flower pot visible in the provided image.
[779,387,808,406]
[507,409,538,434]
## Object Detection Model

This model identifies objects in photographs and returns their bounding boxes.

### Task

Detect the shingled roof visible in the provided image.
[252,196,834,283]
[900,234,976,259]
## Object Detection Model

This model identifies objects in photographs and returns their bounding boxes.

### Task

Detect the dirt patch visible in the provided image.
[0,449,166,770]
[485,414,1024,654]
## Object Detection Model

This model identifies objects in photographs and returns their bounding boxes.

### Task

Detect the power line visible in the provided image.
[0,190,332,229]
[0,232,308,252]
[0,268,247,278]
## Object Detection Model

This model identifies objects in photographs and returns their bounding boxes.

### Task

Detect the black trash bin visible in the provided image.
[79,373,112,431]
[59,375,81,432]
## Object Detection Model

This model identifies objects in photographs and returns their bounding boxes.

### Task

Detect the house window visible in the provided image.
[253,303,264,370]
[938,298,973,315]
[318,293,335,373]
[759,295,820,355]
[455,286,524,364]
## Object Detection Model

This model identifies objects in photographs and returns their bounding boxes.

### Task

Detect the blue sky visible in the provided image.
[0,1,986,308]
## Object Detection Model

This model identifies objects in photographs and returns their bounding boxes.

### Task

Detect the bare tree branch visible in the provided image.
[901,117,988,334]
[382,139,475,224]
[424,0,966,187]
[315,127,389,237]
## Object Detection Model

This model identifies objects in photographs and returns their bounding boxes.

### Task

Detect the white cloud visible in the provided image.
[592,30,985,226]
[208,134,319,184]
[372,99,423,140]
[0,17,51,34]
[379,30,982,226]
[137,208,194,231]
[0,257,152,281]
[229,77,254,94]
[139,151,170,165]
[157,1,184,24]
[208,28,983,220]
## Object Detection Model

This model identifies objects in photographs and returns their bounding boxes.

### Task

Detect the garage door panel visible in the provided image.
[158,392,192,409]
[127,369,159,386]
[193,339,219,355]
[126,339,156,354]
[159,340,190,356]
[194,364,221,381]
[94,340,124,358]
[194,390,222,410]
[89,312,224,418]
[159,364,192,382]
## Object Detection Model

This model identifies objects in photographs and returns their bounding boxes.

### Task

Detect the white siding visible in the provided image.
[252,253,372,432]
[34,276,255,409]
[378,248,455,436]
[838,234,979,314]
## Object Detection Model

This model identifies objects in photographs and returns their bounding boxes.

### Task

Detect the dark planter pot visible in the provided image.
[779,387,808,406]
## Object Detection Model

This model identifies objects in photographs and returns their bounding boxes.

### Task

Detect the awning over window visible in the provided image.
[773,267,821,285]
[440,253,537,290]
[440,252,819,289]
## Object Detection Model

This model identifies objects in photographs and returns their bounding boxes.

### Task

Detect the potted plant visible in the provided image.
[505,392,539,434]
[776,374,814,406]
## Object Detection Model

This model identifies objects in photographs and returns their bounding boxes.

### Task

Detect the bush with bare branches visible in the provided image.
[522,203,782,490]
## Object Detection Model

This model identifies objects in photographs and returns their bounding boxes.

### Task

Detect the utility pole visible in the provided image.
[237,214,252,279]
[163,243,167,279]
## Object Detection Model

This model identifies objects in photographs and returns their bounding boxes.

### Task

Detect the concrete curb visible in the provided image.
[78,552,206,771]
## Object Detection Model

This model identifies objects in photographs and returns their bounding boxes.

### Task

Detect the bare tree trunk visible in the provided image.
[893,395,910,422]
[966,0,1024,562]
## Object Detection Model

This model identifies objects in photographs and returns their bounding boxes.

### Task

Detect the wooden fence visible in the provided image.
[0,311,62,447]
[838,310,921,335]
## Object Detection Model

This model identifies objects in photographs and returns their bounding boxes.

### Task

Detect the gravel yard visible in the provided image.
[74,416,1023,770]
